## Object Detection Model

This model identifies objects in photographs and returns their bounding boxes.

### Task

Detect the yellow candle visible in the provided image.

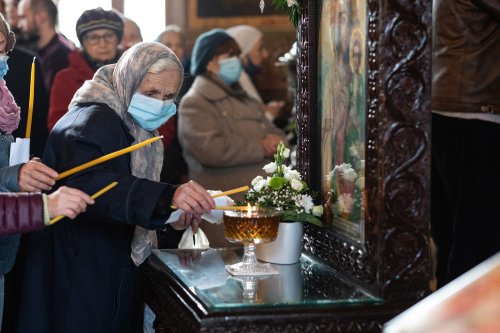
[170,186,250,209]
[215,205,251,211]
[56,136,162,181]
[212,186,250,198]
[25,57,35,138]
[49,181,118,225]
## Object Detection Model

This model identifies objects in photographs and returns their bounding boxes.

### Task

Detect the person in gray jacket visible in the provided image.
[178,29,285,247]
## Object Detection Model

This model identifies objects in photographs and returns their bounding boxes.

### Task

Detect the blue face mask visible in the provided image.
[218,56,242,85]
[127,93,177,131]
[0,55,10,80]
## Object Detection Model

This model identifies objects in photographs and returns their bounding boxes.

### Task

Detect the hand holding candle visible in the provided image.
[49,182,118,225]
[26,57,35,139]
[172,180,215,233]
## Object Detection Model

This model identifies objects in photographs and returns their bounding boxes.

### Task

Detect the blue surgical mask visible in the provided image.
[218,56,242,85]
[127,93,177,131]
[0,54,9,80]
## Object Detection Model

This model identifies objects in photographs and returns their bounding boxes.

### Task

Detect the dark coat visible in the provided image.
[6,46,49,158]
[17,103,176,333]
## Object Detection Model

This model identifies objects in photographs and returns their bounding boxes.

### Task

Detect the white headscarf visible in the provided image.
[226,25,263,57]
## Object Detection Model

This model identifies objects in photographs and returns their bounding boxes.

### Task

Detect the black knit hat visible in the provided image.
[76,7,124,43]
[190,29,232,76]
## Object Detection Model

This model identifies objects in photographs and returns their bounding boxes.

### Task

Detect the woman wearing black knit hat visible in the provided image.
[47,7,123,130]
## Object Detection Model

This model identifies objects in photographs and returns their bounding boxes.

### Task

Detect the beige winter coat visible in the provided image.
[178,75,284,247]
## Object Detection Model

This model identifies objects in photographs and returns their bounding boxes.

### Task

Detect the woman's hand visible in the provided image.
[18,158,59,192]
[172,180,215,233]
[47,186,95,219]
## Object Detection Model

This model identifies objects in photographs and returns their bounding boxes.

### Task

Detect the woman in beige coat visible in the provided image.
[178,29,285,247]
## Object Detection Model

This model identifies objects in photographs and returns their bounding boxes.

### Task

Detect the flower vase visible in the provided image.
[256,222,303,264]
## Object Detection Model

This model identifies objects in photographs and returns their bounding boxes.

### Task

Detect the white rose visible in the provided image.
[312,205,324,217]
[251,176,263,186]
[285,168,301,181]
[263,162,277,174]
[282,147,290,158]
[299,195,314,213]
[254,179,268,192]
[291,179,304,191]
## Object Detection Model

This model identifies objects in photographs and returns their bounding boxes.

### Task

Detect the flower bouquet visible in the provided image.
[245,142,323,227]
[245,141,323,264]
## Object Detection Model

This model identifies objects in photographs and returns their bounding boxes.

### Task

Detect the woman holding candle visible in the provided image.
[178,29,285,247]
[17,42,215,333]
[0,13,94,329]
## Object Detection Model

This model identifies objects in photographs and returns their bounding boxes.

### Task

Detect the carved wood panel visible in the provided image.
[296,0,431,301]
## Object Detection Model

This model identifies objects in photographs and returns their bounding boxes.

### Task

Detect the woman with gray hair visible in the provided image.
[16,42,215,333]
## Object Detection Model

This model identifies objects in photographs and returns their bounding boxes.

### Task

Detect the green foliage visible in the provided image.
[272,0,301,28]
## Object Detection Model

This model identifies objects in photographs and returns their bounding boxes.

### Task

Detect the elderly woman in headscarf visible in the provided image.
[178,29,285,247]
[17,42,215,333]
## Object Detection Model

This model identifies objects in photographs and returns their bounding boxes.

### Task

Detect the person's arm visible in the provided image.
[0,164,22,192]
[0,193,44,235]
[0,187,94,236]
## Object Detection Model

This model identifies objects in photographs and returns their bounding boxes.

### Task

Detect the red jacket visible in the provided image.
[48,50,95,130]
[0,193,45,235]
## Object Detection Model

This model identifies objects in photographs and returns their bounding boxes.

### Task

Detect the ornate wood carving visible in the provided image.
[297,0,432,301]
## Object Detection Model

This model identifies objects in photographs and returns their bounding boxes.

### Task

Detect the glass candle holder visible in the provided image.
[224,207,281,275]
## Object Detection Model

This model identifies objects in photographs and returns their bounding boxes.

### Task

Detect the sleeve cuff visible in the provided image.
[42,193,50,225]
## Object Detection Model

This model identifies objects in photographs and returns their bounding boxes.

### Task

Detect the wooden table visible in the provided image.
[139,248,404,333]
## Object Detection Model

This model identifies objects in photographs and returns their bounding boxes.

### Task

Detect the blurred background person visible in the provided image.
[431,0,500,288]
[47,7,123,130]
[3,0,33,49]
[156,24,191,97]
[226,24,285,123]
[120,15,142,51]
[17,0,73,91]
[1,0,49,157]
[178,29,285,247]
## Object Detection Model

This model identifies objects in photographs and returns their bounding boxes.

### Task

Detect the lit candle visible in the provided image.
[25,57,35,138]
[223,206,281,244]
[55,136,162,181]
[49,181,118,225]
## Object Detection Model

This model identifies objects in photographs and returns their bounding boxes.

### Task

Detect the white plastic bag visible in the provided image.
[178,226,210,249]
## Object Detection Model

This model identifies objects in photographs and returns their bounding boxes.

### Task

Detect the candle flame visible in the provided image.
[246,203,252,217]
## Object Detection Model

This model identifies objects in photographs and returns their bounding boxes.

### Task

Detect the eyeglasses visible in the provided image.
[84,32,117,45]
